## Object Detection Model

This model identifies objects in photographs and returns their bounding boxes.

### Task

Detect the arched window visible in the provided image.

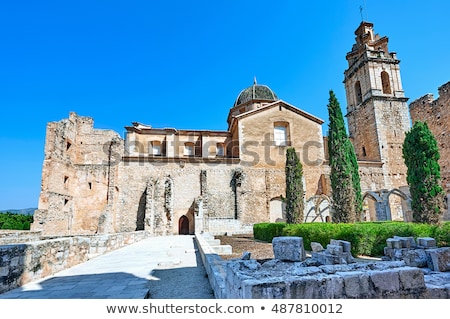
[381,71,391,94]
[355,81,362,104]
[273,121,290,146]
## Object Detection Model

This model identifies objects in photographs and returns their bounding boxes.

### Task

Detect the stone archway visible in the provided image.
[362,188,411,221]
[178,215,189,235]
[386,188,412,222]
[362,191,382,221]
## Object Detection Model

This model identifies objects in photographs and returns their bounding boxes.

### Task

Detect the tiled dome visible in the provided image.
[234,78,278,107]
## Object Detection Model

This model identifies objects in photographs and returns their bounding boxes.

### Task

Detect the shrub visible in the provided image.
[252,222,286,242]
[253,221,446,257]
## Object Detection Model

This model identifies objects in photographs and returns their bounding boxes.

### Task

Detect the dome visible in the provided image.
[234,78,278,107]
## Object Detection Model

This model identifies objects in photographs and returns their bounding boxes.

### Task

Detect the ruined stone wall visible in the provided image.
[35,111,306,236]
[358,162,386,191]
[115,160,290,235]
[32,112,123,236]
[410,82,450,220]
[410,82,450,190]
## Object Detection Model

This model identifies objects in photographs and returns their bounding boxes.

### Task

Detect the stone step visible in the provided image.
[211,244,232,255]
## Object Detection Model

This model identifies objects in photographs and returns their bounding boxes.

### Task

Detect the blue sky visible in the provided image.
[1,0,449,210]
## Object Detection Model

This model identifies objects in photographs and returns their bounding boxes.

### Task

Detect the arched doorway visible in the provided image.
[178,215,189,235]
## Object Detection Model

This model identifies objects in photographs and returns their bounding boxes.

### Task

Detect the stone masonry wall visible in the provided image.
[0,231,147,294]
[410,81,450,220]
[0,230,42,245]
[116,160,287,235]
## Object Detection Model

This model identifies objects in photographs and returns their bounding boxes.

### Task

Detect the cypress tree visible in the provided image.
[285,147,304,224]
[402,121,445,224]
[327,90,362,222]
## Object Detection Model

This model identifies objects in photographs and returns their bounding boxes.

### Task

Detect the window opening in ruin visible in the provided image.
[64,176,69,186]
[150,141,162,156]
[216,143,225,156]
[88,182,92,190]
[66,141,72,151]
[362,146,367,157]
[64,199,69,206]
[136,189,146,231]
[381,71,391,94]
[274,122,289,146]
[184,142,195,157]
[355,81,362,104]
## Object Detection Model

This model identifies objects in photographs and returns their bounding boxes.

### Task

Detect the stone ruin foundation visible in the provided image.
[224,236,450,299]
[383,236,450,272]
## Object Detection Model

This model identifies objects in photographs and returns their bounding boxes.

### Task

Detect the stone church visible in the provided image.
[32,21,437,236]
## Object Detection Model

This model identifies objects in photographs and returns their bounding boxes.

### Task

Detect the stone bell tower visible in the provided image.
[344,21,410,191]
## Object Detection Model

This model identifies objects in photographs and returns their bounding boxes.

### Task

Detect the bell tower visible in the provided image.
[344,21,410,190]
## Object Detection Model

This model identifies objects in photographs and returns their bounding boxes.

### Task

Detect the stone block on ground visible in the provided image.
[327,244,343,255]
[370,269,400,294]
[330,239,351,253]
[418,237,437,248]
[394,236,416,248]
[398,267,426,290]
[272,236,306,262]
[403,249,428,268]
[310,242,324,252]
[426,247,450,272]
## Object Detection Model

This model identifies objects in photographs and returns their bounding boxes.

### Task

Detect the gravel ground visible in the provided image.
[215,234,274,260]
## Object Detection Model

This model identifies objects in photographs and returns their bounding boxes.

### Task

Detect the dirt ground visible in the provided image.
[215,234,381,262]
[215,234,274,260]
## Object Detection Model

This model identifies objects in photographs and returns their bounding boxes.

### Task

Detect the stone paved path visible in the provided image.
[0,235,215,299]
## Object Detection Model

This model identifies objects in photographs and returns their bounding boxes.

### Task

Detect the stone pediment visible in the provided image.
[231,100,324,125]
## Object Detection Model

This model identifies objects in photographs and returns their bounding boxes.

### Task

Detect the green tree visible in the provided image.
[327,90,363,223]
[403,121,445,224]
[285,147,304,224]
[0,212,33,230]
